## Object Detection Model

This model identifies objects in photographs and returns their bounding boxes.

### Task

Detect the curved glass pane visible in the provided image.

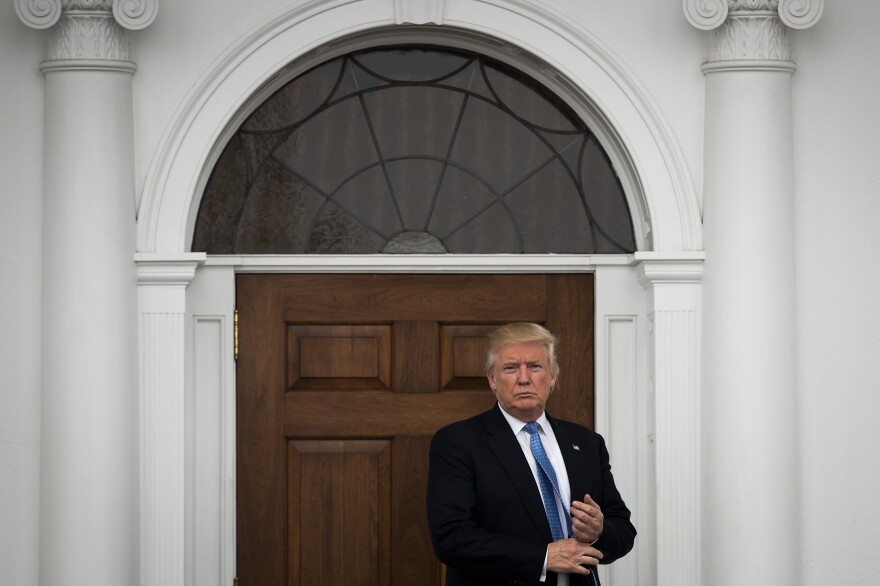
[193,45,636,254]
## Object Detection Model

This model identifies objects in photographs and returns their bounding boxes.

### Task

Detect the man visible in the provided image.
[427,323,636,585]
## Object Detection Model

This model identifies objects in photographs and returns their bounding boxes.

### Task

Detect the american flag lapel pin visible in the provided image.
[572,444,580,451]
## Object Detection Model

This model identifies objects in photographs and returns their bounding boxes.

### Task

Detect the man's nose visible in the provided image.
[516,365,530,383]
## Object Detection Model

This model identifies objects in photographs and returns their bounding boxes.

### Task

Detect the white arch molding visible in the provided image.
[137,0,700,253]
[133,1,704,586]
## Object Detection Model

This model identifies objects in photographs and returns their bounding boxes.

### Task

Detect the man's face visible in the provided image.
[487,341,557,422]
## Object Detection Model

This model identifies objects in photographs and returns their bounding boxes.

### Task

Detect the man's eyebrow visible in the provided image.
[501,359,544,367]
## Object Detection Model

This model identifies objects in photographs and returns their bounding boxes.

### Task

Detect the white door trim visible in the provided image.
[139,252,703,586]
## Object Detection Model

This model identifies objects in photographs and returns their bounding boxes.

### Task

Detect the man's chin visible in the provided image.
[513,396,541,407]
[508,400,544,419]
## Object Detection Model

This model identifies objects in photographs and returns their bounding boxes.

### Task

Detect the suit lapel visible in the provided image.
[548,415,589,504]
[482,405,553,541]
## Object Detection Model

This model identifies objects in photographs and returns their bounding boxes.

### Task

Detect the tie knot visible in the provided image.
[524,421,541,435]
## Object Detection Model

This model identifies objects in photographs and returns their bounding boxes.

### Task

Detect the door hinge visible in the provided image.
[233,577,239,586]
[234,309,239,361]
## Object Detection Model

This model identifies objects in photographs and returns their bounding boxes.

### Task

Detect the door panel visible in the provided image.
[287,439,391,586]
[237,274,594,585]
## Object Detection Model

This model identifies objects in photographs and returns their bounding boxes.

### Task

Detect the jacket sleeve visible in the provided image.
[589,432,637,564]
[426,423,548,581]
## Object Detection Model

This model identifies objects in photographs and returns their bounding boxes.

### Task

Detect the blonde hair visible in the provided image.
[484,322,559,378]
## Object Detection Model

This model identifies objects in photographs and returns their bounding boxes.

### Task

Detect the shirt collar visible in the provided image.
[497,402,550,435]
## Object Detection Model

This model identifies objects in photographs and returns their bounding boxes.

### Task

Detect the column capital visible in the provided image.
[135,253,205,287]
[683,0,823,63]
[16,0,158,64]
[635,254,705,287]
[136,253,205,314]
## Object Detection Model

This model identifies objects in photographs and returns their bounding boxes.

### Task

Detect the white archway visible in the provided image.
[134,2,704,585]
[136,0,700,253]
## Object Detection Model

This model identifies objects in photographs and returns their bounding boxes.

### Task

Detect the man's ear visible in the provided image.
[486,372,496,390]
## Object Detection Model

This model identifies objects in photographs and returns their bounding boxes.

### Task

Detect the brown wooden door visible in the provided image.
[236,274,594,585]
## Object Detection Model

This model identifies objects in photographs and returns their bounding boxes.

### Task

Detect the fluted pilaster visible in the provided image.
[638,258,703,586]
[137,256,204,586]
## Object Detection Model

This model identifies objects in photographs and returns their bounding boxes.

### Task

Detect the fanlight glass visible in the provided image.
[193,45,635,254]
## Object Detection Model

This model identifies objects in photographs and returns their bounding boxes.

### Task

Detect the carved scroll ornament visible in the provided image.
[113,0,159,30]
[15,0,64,29]
[17,0,158,29]
[683,0,824,62]
[17,0,158,62]
[778,0,824,29]
[684,0,824,30]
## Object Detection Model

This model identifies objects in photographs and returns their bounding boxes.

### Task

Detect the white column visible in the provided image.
[683,1,823,584]
[136,255,204,586]
[637,255,703,586]
[16,2,158,584]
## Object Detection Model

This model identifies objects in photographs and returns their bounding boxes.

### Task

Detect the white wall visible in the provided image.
[0,3,43,585]
[130,0,292,206]
[550,0,707,209]
[793,2,880,584]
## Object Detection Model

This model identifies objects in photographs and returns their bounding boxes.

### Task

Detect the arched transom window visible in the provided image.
[192,45,635,254]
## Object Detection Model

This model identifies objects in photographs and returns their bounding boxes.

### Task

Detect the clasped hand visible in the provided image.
[547,494,605,575]
[570,493,604,544]
[547,538,603,575]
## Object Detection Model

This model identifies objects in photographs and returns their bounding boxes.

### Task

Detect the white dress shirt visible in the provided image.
[498,405,572,585]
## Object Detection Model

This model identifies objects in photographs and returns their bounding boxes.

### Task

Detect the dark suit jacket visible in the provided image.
[427,404,636,586]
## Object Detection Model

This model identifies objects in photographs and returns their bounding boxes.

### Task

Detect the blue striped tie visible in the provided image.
[524,422,571,541]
